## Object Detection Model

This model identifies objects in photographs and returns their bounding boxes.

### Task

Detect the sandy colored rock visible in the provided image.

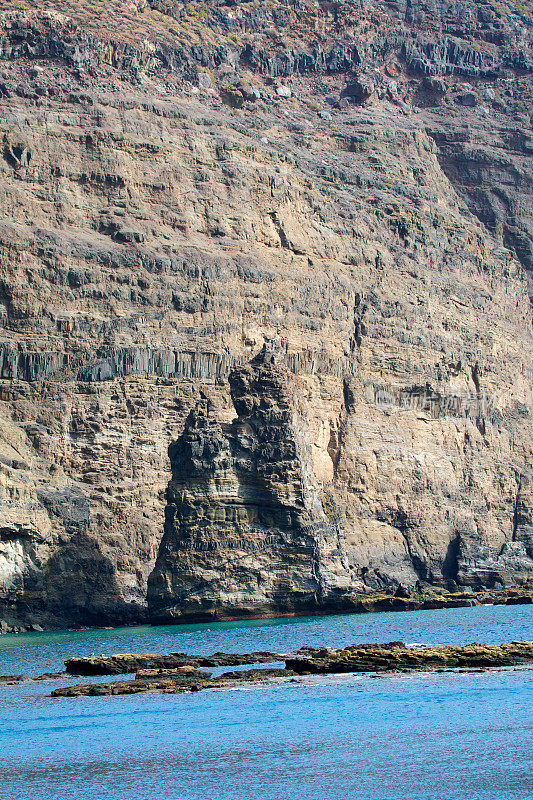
[0,1,531,629]
[148,341,348,622]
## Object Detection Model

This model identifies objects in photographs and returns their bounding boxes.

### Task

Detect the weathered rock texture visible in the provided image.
[148,341,349,621]
[0,0,532,629]
[51,666,293,697]
[65,648,282,676]
[150,341,533,621]
[51,640,533,696]
[286,640,533,673]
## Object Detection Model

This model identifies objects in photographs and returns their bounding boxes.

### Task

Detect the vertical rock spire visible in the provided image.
[148,343,345,622]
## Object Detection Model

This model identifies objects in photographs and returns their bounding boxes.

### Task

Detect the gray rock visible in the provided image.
[198,72,212,90]
[340,76,375,105]
[457,91,478,107]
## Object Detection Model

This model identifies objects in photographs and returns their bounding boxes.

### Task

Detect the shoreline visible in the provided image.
[2,589,533,636]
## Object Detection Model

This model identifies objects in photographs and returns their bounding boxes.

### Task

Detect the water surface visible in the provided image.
[0,604,531,800]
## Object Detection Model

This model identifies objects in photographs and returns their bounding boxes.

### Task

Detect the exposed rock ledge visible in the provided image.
[285,641,533,674]
[50,641,533,697]
[64,649,282,676]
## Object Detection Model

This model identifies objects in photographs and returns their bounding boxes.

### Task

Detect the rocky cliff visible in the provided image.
[149,338,533,622]
[0,0,532,630]
[149,340,348,622]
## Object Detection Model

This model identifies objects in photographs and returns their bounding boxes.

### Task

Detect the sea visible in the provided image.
[0,603,532,800]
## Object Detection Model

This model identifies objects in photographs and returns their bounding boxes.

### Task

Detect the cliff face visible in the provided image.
[0,0,532,630]
[149,339,533,623]
[149,341,347,622]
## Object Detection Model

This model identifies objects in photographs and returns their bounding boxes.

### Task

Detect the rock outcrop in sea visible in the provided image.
[49,641,533,696]
[0,0,532,630]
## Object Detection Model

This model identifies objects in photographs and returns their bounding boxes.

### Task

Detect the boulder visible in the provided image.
[219,84,245,108]
[385,61,401,78]
[198,72,212,90]
[457,91,478,107]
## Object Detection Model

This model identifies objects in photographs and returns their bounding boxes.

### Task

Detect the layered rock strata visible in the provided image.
[0,1,531,629]
[148,341,348,621]
[149,342,533,621]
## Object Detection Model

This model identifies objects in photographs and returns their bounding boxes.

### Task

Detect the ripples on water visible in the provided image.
[0,604,532,800]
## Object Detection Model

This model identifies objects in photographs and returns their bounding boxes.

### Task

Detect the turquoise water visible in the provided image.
[0,604,532,800]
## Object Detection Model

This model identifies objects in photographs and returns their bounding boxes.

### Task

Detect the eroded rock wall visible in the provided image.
[0,1,531,629]
[148,342,348,621]
[149,338,533,622]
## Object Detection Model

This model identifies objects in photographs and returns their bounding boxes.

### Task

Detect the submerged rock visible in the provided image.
[0,674,27,684]
[135,666,211,680]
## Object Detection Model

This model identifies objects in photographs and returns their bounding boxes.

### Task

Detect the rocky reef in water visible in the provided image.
[48,641,533,696]
[0,0,532,630]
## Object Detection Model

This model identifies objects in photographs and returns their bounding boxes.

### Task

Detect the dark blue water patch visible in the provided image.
[0,605,532,800]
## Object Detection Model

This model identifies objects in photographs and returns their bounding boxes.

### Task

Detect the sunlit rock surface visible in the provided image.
[0,0,531,629]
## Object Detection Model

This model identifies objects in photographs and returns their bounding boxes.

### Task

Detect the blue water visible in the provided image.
[0,604,532,800]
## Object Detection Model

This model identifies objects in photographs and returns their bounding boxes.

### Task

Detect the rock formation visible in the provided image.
[0,0,531,629]
[286,640,533,673]
[149,340,533,622]
[51,641,533,696]
[65,648,283,676]
[148,340,348,621]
